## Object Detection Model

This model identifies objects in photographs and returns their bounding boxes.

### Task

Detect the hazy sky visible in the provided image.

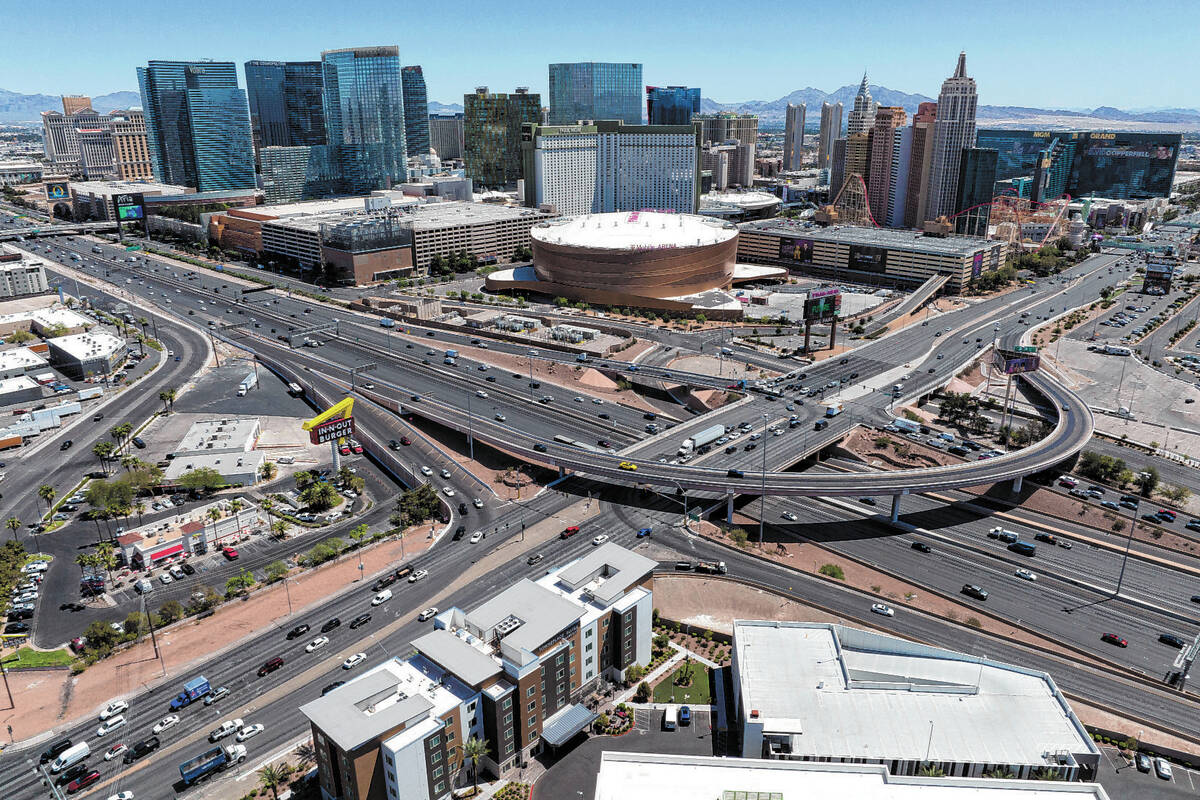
[4,0,1197,109]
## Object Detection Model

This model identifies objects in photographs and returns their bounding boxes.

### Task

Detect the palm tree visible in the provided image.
[110,423,133,451]
[137,316,149,342]
[37,484,56,517]
[207,506,223,545]
[256,764,284,800]
[271,519,290,540]
[260,460,278,482]
[5,516,21,543]
[133,500,146,527]
[158,389,176,415]
[260,497,275,516]
[983,768,1017,779]
[293,470,315,490]
[92,441,116,475]
[459,736,489,792]
[918,762,946,778]
[1033,768,1064,781]
[121,454,140,472]
[96,541,116,581]
[300,482,338,511]
[229,499,244,534]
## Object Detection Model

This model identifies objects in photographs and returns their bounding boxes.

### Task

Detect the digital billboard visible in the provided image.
[112,192,145,221]
[779,237,814,264]
[971,252,984,279]
[847,244,887,273]
[1143,262,1174,294]
[44,182,69,201]
[994,348,1040,375]
[804,288,841,322]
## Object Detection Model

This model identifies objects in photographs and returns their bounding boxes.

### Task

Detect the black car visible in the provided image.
[1159,633,1186,648]
[727,469,744,478]
[179,561,195,575]
[3,622,29,634]
[60,439,73,451]
[321,617,341,633]
[458,502,468,514]
[486,375,496,382]
[389,439,401,450]
[527,553,544,566]
[725,445,737,454]
[534,443,547,452]
[321,680,346,695]
[286,623,311,640]
[131,436,146,449]
[910,541,932,553]
[745,443,757,451]
[59,602,84,612]
[349,613,372,629]
[453,525,466,541]
[961,584,989,601]
[57,764,90,786]
[859,497,877,506]
[372,574,397,591]
[123,736,161,764]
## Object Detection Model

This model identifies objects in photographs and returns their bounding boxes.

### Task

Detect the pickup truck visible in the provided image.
[208,718,245,742]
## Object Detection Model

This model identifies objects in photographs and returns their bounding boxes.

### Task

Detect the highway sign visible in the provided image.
[310,416,354,445]
[1015,345,1038,353]
[125,245,142,252]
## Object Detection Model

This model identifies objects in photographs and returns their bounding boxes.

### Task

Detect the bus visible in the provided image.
[287,382,304,397]
[1008,540,1037,556]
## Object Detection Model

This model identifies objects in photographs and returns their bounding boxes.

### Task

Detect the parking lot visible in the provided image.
[1096,745,1200,799]
[533,708,715,800]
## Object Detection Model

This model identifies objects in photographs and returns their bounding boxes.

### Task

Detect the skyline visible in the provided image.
[3,0,1198,110]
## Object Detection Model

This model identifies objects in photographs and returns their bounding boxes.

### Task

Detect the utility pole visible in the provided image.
[758,412,768,548]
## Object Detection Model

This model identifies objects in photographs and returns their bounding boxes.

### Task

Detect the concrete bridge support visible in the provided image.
[890,494,901,523]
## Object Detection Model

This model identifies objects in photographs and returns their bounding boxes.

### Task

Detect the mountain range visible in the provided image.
[2,86,1197,129]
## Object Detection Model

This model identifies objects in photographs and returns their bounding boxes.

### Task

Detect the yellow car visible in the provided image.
[618,461,637,471]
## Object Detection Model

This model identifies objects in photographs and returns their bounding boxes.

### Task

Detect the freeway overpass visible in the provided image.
[0,221,118,240]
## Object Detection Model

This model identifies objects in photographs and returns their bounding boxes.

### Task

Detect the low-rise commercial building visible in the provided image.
[163,450,264,487]
[301,543,655,800]
[174,417,261,456]
[0,348,49,380]
[0,302,95,337]
[737,221,1006,293]
[68,179,258,222]
[594,753,1111,800]
[0,256,49,297]
[44,331,124,379]
[116,498,263,566]
[0,161,43,187]
[0,375,44,406]
[731,621,1099,780]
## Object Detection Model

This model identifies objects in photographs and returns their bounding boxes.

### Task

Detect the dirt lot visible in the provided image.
[842,425,961,469]
[666,353,771,379]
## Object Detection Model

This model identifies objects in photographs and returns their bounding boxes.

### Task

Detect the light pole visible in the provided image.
[465,391,475,462]
[758,412,768,548]
[1114,498,1139,597]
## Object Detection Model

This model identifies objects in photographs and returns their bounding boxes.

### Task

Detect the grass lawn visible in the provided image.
[652,663,713,705]
[1,646,73,669]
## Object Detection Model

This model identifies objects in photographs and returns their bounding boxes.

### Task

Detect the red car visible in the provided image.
[350,440,364,454]
[222,546,239,561]
[67,771,101,793]
[400,436,411,446]
[339,442,351,455]
[560,526,580,540]
[1101,633,1128,648]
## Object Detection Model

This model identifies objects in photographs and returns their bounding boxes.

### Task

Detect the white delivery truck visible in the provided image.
[52,741,91,773]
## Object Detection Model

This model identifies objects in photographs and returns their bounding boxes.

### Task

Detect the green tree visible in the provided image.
[259,460,278,482]
[178,467,225,493]
[157,599,186,623]
[271,519,290,540]
[349,523,369,549]
[5,516,20,543]
[158,388,176,414]
[92,441,117,475]
[396,483,440,525]
[918,763,946,778]
[257,763,285,800]
[37,484,56,517]
[300,482,339,511]
[265,561,288,583]
[293,470,316,490]
[225,569,255,596]
[1136,466,1160,498]
[459,736,490,793]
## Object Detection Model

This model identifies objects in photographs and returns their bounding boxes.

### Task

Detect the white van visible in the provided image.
[169,564,185,580]
[662,707,678,731]
[51,741,90,772]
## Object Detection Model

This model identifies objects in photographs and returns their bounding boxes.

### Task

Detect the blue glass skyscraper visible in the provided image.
[402,66,430,157]
[548,62,642,125]
[646,86,700,125]
[245,60,327,151]
[321,47,407,192]
[137,60,255,191]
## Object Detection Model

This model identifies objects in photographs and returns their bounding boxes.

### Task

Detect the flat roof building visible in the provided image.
[163,450,263,487]
[736,220,1006,293]
[174,417,261,456]
[731,621,1099,781]
[0,258,48,298]
[44,331,124,379]
[0,375,44,406]
[0,348,49,380]
[594,753,1112,800]
[300,543,656,800]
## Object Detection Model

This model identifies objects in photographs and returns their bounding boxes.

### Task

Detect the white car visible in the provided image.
[106,793,135,800]
[592,398,603,405]
[439,469,451,479]
[99,700,128,721]
[97,714,127,736]
[236,723,265,742]
[372,589,392,605]
[574,397,584,403]
[781,511,798,522]
[418,607,438,622]
[408,569,428,583]
[306,636,330,653]
[469,531,483,544]
[592,534,609,546]
[153,715,180,734]
[103,744,128,761]
[476,390,488,398]
[1155,757,1173,780]
[420,465,433,476]
[472,498,484,509]
[342,653,367,670]
[159,573,172,584]
[1015,568,1037,581]
[494,413,506,422]
[870,603,895,617]
[442,487,456,497]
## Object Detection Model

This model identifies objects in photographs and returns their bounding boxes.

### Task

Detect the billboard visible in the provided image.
[804,288,841,322]
[44,182,69,201]
[112,192,145,221]
[847,244,887,273]
[971,251,984,279]
[309,416,355,445]
[994,348,1040,375]
[779,237,814,264]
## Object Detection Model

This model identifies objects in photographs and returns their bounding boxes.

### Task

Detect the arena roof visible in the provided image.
[532,211,737,250]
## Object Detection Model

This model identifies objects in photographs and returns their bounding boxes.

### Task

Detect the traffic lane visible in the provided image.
[666,528,1200,738]
[754,495,1191,678]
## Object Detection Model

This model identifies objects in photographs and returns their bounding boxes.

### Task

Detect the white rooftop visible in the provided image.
[163,450,263,480]
[702,191,781,210]
[175,417,260,454]
[0,375,39,394]
[29,306,91,329]
[44,331,124,361]
[69,179,190,197]
[594,753,1111,800]
[0,347,48,373]
[733,621,1096,767]
[531,211,737,250]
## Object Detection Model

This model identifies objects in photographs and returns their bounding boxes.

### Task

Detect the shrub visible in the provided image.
[965,616,982,628]
[818,563,844,580]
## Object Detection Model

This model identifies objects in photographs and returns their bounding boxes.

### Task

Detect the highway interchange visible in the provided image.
[0,214,1198,799]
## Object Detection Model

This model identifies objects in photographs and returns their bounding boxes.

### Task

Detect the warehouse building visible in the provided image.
[737,221,1007,293]
[173,417,261,456]
[44,332,125,379]
[594,753,1112,800]
[0,348,49,380]
[731,621,1099,781]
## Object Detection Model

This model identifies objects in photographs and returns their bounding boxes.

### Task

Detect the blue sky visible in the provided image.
[5,0,1197,109]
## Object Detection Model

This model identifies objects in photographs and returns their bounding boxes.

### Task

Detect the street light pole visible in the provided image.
[1115,498,1139,597]
[466,391,475,462]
